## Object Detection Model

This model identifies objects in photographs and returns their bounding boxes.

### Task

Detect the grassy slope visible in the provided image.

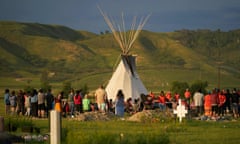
[0,22,239,93]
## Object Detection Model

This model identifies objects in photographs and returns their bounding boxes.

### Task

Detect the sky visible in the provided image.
[0,0,239,34]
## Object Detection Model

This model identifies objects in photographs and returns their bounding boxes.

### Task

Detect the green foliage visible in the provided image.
[172,29,240,69]
[171,80,208,98]
[190,80,208,94]
[22,22,85,41]
[81,83,89,96]
[21,52,48,67]
[171,81,189,98]
[24,85,35,93]
[4,116,34,132]
[40,70,51,92]
[62,81,72,98]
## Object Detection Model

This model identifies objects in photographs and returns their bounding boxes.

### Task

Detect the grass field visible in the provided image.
[1,68,239,96]
[62,120,240,144]
[0,97,240,144]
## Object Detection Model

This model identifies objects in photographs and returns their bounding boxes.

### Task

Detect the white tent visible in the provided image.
[106,55,148,101]
[99,7,150,101]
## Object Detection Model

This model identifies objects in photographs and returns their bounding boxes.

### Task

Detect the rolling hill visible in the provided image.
[0,21,239,92]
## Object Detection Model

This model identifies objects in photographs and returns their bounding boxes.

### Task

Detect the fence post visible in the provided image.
[50,111,61,144]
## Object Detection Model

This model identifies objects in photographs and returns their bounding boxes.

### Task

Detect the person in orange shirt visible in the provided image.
[184,88,191,109]
[165,91,172,109]
[218,91,226,116]
[204,91,212,116]
[165,91,172,101]
[158,91,166,111]
[172,92,180,109]
[149,91,155,99]
[174,93,180,103]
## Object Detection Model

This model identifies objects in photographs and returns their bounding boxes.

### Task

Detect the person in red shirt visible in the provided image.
[74,90,82,114]
[210,89,219,116]
[204,91,212,116]
[218,91,226,116]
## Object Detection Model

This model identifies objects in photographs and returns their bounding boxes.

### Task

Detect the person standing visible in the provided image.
[218,91,226,116]
[184,88,191,110]
[193,89,204,116]
[231,88,239,118]
[68,89,75,117]
[82,94,90,112]
[16,90,25,115]
[95,85,107,112]
[55,92,63,113]
[9,90,17,115]
[224,89,232,114]
[46,89,54,117]
[115,90,125,117]
[4,89,11,115]
[210,89,219,116]
[30,89,38,117]
[37,89,45,118]
[24,91,31,116]
[204,91,212,117]
[74,90,82,114]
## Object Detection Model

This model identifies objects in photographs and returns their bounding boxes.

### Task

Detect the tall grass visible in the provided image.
[61,119,240,144]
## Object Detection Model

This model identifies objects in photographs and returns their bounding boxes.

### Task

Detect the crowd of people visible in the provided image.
[3,86,240,119]
[139,88,240,119]
[3,88,55,118]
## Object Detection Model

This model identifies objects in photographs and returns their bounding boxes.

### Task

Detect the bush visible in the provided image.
[4,116,34,132]
[190,80,208,94]
[171,81,189,98]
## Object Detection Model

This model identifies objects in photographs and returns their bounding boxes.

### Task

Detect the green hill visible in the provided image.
[0,21,239,92]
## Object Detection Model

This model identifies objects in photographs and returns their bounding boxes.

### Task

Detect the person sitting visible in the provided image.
[144,94,153,110]
[165,91,173,109]
[132,98,140,113]
[125,98,134,114]
[108,99,114,113]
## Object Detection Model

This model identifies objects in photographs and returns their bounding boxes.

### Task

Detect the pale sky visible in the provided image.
[0,0,239,33]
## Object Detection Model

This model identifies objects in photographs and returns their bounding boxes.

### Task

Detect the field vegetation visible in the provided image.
[0,99,240,144]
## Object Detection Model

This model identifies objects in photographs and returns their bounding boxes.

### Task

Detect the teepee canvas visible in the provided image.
[99,7,150,101]
[106,55,148,101]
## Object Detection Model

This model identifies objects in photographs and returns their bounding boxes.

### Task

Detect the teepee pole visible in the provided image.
[98,6,150,55]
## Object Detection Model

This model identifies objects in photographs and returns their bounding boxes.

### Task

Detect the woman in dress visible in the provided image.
[115,90,125,117]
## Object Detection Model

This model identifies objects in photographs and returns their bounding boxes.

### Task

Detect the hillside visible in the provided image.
[0,21,239,91]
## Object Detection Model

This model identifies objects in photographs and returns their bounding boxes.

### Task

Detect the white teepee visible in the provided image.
[99,7,150,101]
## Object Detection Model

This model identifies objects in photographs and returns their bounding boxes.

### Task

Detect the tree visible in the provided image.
[40,70,51,92]
[170,81,189,99]
[81,83,89,96]
[190,80,208,94]
[62,81,72,98]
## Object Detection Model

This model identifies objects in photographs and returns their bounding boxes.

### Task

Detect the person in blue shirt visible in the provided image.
[4,89,10,115]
